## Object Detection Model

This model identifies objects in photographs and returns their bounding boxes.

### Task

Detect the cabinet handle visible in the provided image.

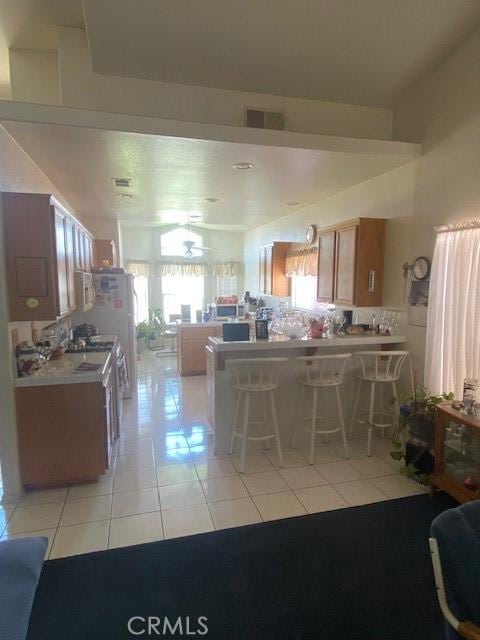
[368,270,375,293]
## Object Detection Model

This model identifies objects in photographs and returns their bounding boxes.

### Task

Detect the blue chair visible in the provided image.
[0,536,47,640]
[430,501,480,640]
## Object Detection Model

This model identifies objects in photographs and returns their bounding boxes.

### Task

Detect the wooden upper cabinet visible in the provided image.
[53,207,70,317]
[334,225,357,305]
[316,218,385,307]
[259,242,291,297]
[1,192,92,321]
[64,215,76,311]
[93,239,117,267]
[316,230,336,302]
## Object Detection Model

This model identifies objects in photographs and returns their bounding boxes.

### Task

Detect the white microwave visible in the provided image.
[214,303,244,319]
[74,271,95,311]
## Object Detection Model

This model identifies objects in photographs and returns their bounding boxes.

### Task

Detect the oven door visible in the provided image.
[114,349,126,435]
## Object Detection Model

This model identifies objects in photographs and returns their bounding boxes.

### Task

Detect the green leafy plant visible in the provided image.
[136,321,155,341]
[390,386,454,483]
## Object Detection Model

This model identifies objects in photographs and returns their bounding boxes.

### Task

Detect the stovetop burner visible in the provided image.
[65,341,114,354]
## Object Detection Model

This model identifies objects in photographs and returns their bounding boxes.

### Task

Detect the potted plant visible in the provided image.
[390,386,454,483]
[136,321,154,354]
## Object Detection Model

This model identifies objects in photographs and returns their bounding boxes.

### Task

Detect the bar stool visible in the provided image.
[349,350,410,456]
[228,358,288,473]
[291,354,351,465]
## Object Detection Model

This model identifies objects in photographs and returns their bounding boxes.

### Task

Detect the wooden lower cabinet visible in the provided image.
[430,404,480,503]
[177,324,223,376]
[15,379,113,489]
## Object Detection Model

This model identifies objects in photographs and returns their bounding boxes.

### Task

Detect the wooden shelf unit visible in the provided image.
[430,404,480,503]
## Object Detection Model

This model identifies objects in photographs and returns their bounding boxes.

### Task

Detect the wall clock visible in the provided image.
[412,256,431,280]
[306,224,317,245]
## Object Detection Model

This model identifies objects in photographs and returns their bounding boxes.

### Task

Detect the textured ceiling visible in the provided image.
[2,119,418,230]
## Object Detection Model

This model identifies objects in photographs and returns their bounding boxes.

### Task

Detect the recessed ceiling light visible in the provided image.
[232,162,254,170]
[112,178,132,188]
[204,197,219,203]
[117,193,132,199]
[286,201,300,206]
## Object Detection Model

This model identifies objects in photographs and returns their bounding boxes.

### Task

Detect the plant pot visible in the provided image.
[407,415,435,447]
[405,442,435,476]
[136,337,146,354]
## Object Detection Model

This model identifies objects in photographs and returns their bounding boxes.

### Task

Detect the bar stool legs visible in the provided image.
[292,384,349,465]
[240,393,250,475]
[269,390,284,467]
[230,388,284,473]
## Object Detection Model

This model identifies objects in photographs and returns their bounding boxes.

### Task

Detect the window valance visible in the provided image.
[285,247,318,277]
[126,260,151,278]
[213,261,244,277]
[156,262,207,277]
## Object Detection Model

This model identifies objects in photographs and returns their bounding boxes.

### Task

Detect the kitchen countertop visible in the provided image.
[175,320,224,328]
[14,335,118,388]
[208,334,406,352]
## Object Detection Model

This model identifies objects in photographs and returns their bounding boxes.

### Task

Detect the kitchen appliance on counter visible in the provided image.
[72,273,137,398]
[72,323,99,342]
[210,303,245,319]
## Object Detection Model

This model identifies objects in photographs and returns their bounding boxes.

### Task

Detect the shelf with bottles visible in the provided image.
[431,404,480,502]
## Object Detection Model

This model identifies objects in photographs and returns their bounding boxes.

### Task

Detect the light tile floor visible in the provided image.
[0,352,425,558]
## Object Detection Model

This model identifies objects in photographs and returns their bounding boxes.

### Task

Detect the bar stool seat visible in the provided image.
[228,357,288,473]
[291,353,351,465]
[349,350,410,456]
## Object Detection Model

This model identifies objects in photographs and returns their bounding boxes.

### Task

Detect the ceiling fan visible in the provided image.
[183,239,215,258]
[180,222,216,258]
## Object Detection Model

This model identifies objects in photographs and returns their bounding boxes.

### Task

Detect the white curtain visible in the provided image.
[425,226,480,399]
[126,260,151,278]
[156,262,207,277]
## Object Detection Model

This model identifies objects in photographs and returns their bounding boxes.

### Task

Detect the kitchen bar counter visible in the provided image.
[206,334,406,455]
[208,333,405,352]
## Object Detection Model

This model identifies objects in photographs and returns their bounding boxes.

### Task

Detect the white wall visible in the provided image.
[9,49,60,105]
[244,23,480,390]
[56,28,392,141]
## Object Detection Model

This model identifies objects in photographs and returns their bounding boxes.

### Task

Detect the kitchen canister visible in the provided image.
[17,345,41,376]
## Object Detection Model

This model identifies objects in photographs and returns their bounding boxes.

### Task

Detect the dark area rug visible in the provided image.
[27,493,455,640]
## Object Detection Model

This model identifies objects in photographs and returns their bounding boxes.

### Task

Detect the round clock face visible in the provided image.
[306,224,317,244]
[412,256,431,280]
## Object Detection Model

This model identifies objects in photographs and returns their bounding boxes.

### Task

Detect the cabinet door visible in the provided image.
[74,224,83,270]
[264,245,273,295]
[82,233,90,271]
[64,216,76,311]
[86,236,93,271]
[53,208,70,316]
[259,246,266,294]
[316,230,335,302]
[334,225,357,305]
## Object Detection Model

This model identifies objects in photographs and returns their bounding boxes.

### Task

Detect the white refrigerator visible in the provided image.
[76,273,137,398]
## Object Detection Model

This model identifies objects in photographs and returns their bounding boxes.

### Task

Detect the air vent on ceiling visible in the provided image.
[112,177,132,188]
[244,108,284,130]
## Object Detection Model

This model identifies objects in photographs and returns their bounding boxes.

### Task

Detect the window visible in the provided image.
[216,275,238,297]
[161,274,205,322]
[291,274,317,310]
[160,227,202,256]
[425,225,480,398]
[133,276,149,324]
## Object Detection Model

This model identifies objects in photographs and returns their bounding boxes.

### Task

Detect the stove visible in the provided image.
[65,341,115,354]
